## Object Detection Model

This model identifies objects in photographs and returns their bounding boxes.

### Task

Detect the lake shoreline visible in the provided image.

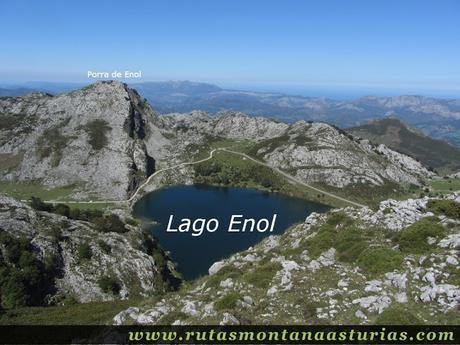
[132,185,331,280]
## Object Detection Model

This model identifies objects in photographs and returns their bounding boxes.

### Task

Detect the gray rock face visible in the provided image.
[0,194,178,303]
[0,81,170,200]
[255,122,432,189]
[344,197,433,231]
[159,111,288,141]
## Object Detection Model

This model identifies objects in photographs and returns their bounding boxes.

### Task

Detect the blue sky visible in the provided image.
[0,0,459,96]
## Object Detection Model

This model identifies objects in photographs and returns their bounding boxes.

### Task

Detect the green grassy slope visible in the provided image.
[347,118,460,175]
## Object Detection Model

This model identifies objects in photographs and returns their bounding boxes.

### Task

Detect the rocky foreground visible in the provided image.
[0,194,180,305]
[114,194,459,325]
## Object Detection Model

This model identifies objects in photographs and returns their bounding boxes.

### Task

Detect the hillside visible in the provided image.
[347,118,460,175]
[113,194,460,325]
[0,81,171,200]
[158,111,434,205]
[0,82,435,207]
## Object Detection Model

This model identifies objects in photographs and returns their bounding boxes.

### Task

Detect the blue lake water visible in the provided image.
[132,185,330,280]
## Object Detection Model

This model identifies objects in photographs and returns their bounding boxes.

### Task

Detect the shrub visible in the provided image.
[54,204,70,218]
[396,217,446,254]
[306,224,336,258]
[214,292,241,311]
[0,233,56,308]
[125,218,140,226]
[44,225,63,243]
[306,213,367,260]
[206,265,242,288]
[243,262,281,289]
[98,276,121,295]
[357,247,404,275]
[84,119,112,150]
[0,114,22,131]
[97,240,111,254]
[157,311,188,325]
[94,214,127,233]
[1,272,30,308]
[334,227,367,262]
[77,243,92,261]
[4,240,29,264]
[427,199,460,220]
[152,251,167,268]
[326,212,354,227]
[36,124,73,166]
[43,253,59,273]
[30,197,53,212]
[70,208,103,222]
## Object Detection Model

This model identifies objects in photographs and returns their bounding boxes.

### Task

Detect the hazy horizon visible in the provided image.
[1,79,459,100]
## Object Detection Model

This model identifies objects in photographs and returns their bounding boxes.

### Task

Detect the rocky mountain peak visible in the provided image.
[0,82,170,200]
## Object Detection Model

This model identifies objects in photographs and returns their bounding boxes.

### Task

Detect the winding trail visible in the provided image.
[221,148,366,208]
[127,149,218,202]
[39,149,218,206]
[41,147,365,208]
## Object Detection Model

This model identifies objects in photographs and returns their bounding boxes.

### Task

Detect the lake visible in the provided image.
[132,185,330,280]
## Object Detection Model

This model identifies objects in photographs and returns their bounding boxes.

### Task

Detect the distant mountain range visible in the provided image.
[1,80,459,147]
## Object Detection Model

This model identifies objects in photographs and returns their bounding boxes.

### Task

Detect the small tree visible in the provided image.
[77,243,92,261]
[98,276,121,295]
[30,197,53,212]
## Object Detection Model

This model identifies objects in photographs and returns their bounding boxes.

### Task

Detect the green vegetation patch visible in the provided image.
[97,240,111,254]
[194,152,280,191]
[214,292,242,311]
[157,311,188,325]
[427,199,460,220]
[0,180,77,202]
[348,118,460,174]
[243,261,282,289]
[430,177,460,193]
[306,212,371,261]
[0,114,23,131]
[98,276,121,295]
[245,134,291,159]
[30,198,128,234]
[357,247,404,275]
[0,153,24,172]
[205,265,242,288]
[0,298,140,325]
[375,304,421,325]
[0,232,57,308]
[0,113,37,141]
[36,121,75,167]
[77,242,92,261]
[305,224,336,258]
[194,151,342,207]
[395,217,446,254]
[83,119,112,150]
[315,179,405,209]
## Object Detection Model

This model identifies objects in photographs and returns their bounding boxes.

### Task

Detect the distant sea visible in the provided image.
[219,83,460,100]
